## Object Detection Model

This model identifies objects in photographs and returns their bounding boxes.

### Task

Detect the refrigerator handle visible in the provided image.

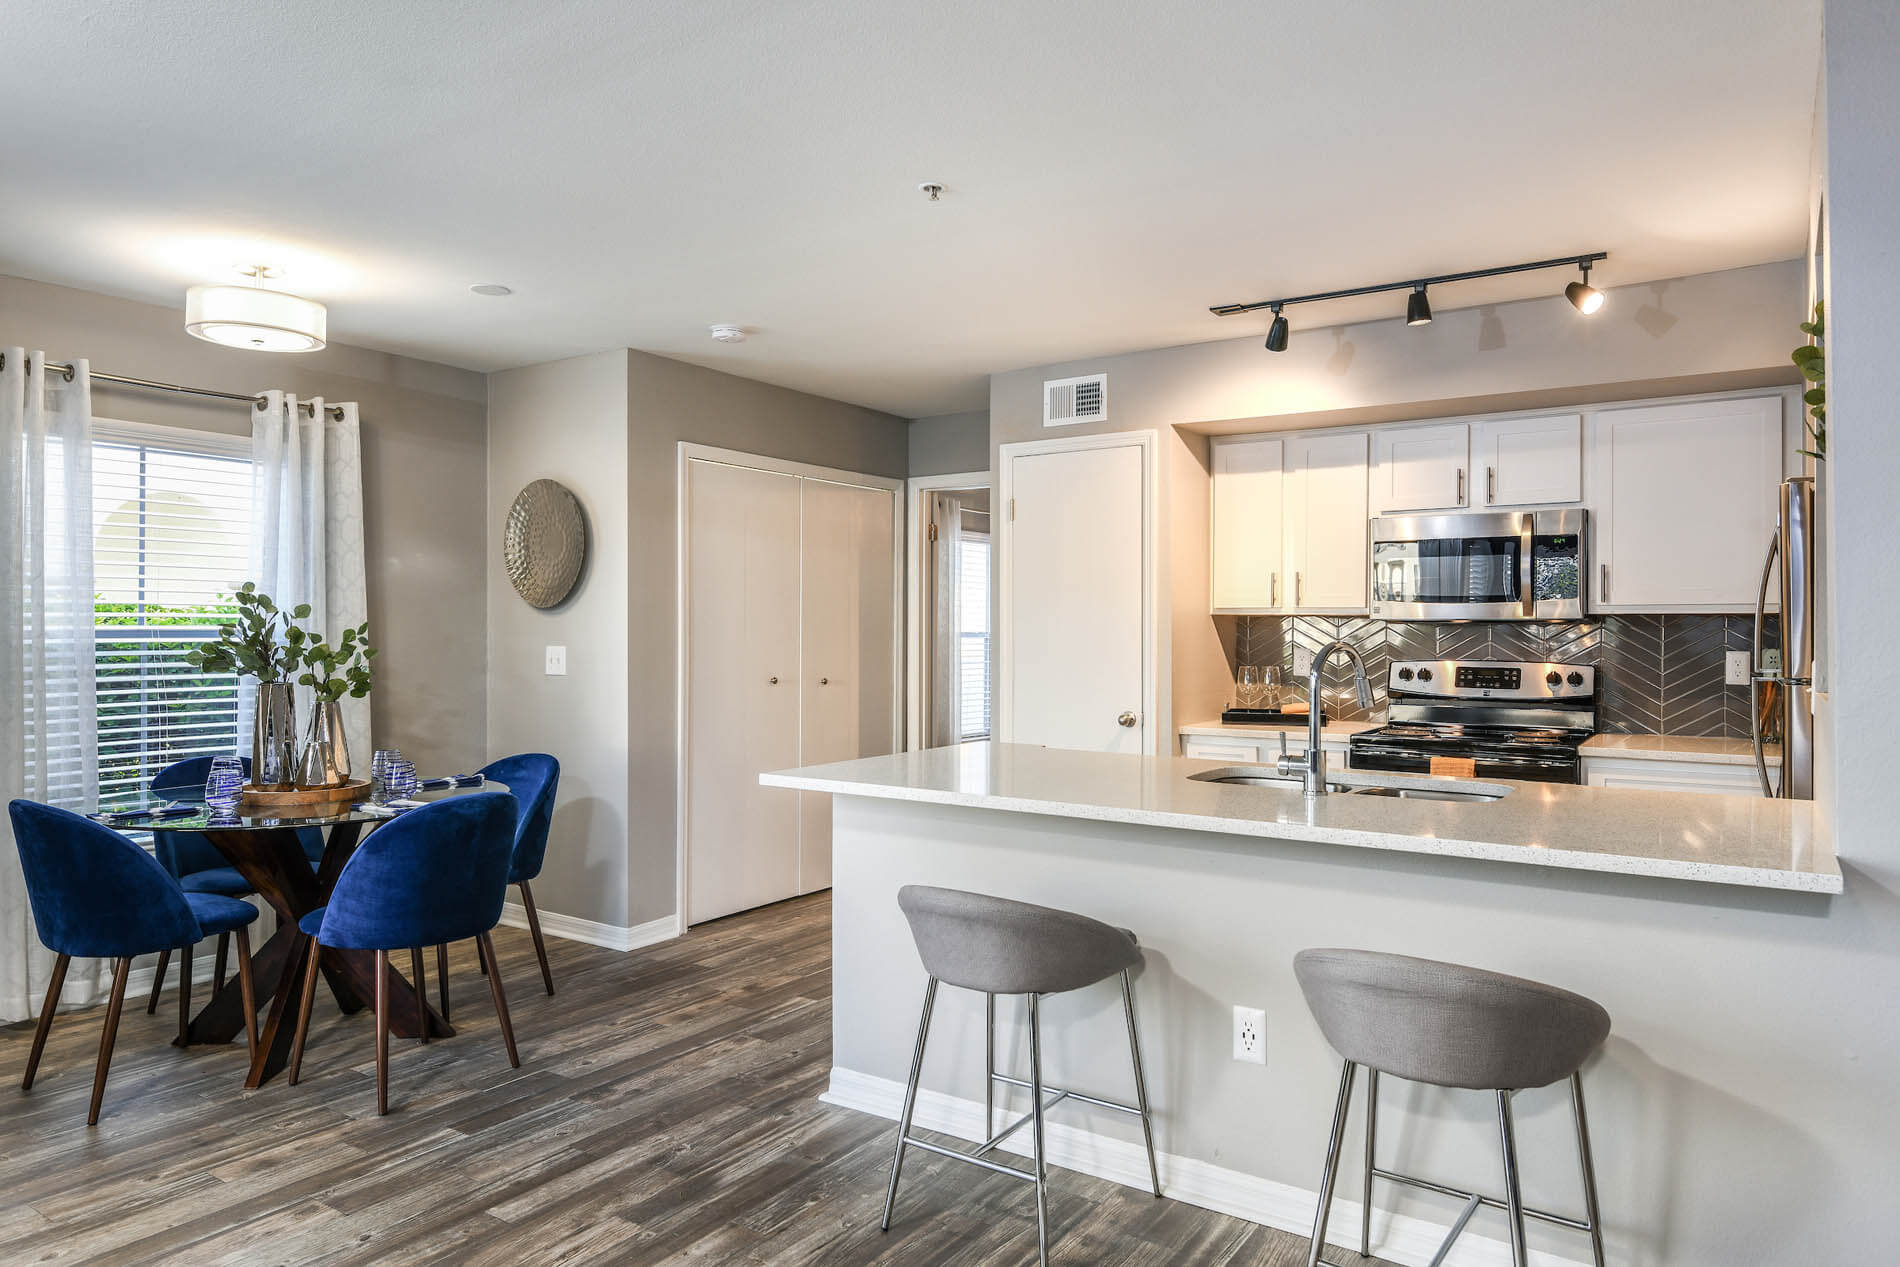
[1750,531,1780,799]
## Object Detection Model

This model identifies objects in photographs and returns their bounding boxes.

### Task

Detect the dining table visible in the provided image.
[91,779,508,1088]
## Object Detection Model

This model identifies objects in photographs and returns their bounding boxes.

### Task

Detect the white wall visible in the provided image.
[486,351,631,928]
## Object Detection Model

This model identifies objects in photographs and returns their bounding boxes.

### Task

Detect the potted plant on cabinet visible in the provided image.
[184,583,310,789]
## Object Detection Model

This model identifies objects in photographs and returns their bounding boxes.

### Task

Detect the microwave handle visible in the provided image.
[1518,515,1535,618]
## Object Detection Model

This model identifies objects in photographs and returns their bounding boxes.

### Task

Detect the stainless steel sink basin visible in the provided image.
[1188,767,1509,802]
[1346,784,1508,803]
[1187,769,1351,793]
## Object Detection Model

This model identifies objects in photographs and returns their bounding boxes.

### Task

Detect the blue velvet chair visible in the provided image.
[288,792,520,1115]
[145,756,324,1013]
[478,753,560,996]
[8,799,261,1125]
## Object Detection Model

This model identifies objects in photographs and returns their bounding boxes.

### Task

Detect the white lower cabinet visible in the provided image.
[1181,732,1353,765]
[1581,756,1765,797]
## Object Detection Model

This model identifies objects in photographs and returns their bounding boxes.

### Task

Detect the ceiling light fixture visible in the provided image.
[470,283,513,296]
[1264,304,1289,352]
[1213,251,1607,352]
[918,182,944,201]
[185,266,326,352]
[1565,262,1605,315]
[710,324,747,344]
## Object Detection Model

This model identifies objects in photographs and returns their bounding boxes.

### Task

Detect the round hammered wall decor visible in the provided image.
[504,479,587,608]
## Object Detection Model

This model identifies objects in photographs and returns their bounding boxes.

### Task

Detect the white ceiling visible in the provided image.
[1,0,1820,418]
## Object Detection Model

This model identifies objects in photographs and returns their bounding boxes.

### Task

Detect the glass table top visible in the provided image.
[88,778,510,833]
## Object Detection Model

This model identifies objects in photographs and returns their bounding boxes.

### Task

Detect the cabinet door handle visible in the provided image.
[1270,572,1279,607]
[1457,468,1465,505]
[1296,572,1303,605]
[1600,563,1610,602]
[1486,465,1495,504]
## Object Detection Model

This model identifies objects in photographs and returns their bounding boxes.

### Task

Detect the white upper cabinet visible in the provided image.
[1210,436,1285,612]
[1587,396,1784,611]
[1372,423,1468,513]
[1472,412,1582,506]
[1286,430,1370,611]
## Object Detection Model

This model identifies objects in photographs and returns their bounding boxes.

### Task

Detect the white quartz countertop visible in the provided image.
[763,742,1838,894]
[1580,733,1779,765]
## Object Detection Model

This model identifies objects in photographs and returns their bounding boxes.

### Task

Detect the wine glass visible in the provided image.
[1237,666,1266,709]
[204,756,243,811]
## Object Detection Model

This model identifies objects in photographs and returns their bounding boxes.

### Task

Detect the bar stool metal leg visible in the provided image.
[881,976,939,1233]
[985,992,996,1139]
[1362,1068,1379,1258]
[1496,1090,1529,1267]
[1571,1073,1607,1267]
[1027,991,1050,1267]
[1304,1059,1357,1267]
[1119,969,1162,1198]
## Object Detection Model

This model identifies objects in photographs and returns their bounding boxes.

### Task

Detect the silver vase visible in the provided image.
[296,699,352,788]
[252,682,298,789]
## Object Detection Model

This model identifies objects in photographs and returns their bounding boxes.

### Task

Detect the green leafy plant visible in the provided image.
[296,619,376,702]
[183,583,310,682]
[1791,300,1826,461]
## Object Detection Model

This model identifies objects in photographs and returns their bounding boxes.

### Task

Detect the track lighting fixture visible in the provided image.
[1565,261,1605,315]
[1264,304,1289,352]
[1216,251,1607,352]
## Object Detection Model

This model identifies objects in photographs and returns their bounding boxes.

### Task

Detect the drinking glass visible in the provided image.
[204,756,243,811]
[1237,666,1265,709]
[371,748,401,802]
[384,757,419,802]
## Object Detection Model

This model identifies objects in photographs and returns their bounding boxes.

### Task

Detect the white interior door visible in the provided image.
[1211,436,1284,611]
[686,459,803,925]
[1001,438,1149,753]
[798,478,896,895]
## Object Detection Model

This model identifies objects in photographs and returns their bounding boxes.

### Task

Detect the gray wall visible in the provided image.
[622,349,908,926]
[906,410,989,476]
[0,273,489,777]
[487,351,631,927]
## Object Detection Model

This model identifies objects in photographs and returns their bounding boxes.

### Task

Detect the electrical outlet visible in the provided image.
[1292,646,1314,677]
[1233,1005,1266,1065]
[1762,649,1782,676]
[545,644,567,676]
[1726,650,1752,687]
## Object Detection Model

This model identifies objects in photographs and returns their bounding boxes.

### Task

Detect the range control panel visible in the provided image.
[1388,659,1595,701]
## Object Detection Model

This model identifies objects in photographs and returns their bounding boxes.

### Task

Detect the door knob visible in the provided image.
[769,676,779,685]
[820,677,829,685]
[1117,711,1138,728]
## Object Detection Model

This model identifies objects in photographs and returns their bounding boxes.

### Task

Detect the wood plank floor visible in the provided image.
[0,893,1389,1265]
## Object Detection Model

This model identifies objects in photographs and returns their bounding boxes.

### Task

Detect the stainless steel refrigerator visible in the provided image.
[1752,475,1815,799]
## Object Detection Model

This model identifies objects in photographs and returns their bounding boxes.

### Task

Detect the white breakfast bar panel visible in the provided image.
[764,744,1894,1267]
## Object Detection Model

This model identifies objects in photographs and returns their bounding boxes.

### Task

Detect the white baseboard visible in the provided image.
[498,901,680,953]
[823,1067,1588,1267]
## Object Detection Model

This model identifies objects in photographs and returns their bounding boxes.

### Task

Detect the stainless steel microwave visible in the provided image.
[1369,509,1587,621]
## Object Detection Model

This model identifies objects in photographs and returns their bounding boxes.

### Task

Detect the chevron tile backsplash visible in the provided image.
[1232,615,1765,738]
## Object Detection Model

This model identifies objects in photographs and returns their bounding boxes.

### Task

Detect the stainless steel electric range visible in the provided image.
[1348,658,1597,785]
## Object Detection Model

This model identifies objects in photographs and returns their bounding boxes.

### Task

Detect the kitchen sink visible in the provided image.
[1187,770,1351,793]
[1345,784,1509,803]
[1188,767,1509,802]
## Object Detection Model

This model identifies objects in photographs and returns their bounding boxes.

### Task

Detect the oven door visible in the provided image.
[1368,510,1586,621]
[1348,739,1583,784]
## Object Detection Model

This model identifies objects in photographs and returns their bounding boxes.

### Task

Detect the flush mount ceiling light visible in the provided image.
[185,266,326,352]
[470,283,514,296]
[1565,261,1605,315]
[1213,251,1607,352]
[710,324,746,343]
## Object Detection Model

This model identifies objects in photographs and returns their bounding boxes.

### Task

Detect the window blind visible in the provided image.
[957,531,991,741]
[91,425,253,799]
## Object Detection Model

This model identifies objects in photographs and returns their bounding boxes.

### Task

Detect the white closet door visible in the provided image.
[686,459,803,925]
[798,478,896,895]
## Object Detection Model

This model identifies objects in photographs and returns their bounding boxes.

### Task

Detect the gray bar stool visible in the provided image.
[1294,949,1611,1267]
[883,885,1162,1265]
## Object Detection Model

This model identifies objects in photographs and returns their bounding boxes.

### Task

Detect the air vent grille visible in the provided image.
[1043,373,1108,427]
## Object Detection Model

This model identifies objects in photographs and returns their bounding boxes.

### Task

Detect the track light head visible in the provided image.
[1565,262,1605,315]
[1406,283,1433,327]
[1264,304,1289,352]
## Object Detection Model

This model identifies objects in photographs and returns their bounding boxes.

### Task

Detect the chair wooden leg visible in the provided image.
[145,949,170,1015]
[288,935,323,1086]
[235,927,259,1065]
[477,933,520,1068]
[374,948,390,1115]
[177,941,193,1048]
[410,947,428,1045]
[435,943,450,1022]
[88,958,131,1126]
[476,938,487,975]
[214,931,230,993]
[519,881,555,996]
[23,952,70,1090]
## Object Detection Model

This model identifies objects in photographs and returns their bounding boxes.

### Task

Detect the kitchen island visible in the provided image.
[765,743,1892,1267]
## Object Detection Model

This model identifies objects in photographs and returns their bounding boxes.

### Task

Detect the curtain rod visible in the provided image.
[0,351,343,418]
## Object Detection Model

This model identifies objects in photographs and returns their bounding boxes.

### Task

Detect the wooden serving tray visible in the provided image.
[240,779,372,809]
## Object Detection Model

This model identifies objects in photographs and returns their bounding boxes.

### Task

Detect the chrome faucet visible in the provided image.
[1276,638,1375,795]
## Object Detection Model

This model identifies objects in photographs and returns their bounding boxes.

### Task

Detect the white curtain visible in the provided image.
[248,393,369,766]
[0,349,111,1021]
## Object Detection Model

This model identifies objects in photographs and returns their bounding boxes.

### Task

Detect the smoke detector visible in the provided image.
[710,324,747,344]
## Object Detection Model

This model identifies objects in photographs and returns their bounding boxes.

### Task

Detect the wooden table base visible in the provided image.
[190,822,454,1086]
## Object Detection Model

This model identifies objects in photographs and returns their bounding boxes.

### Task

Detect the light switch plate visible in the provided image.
[1725,650,1751,687]
[545,645,567,676]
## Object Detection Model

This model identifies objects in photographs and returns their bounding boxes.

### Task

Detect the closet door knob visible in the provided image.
[820,677,829,685]
[769,676,779,685]
[1117,711,1138,728]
